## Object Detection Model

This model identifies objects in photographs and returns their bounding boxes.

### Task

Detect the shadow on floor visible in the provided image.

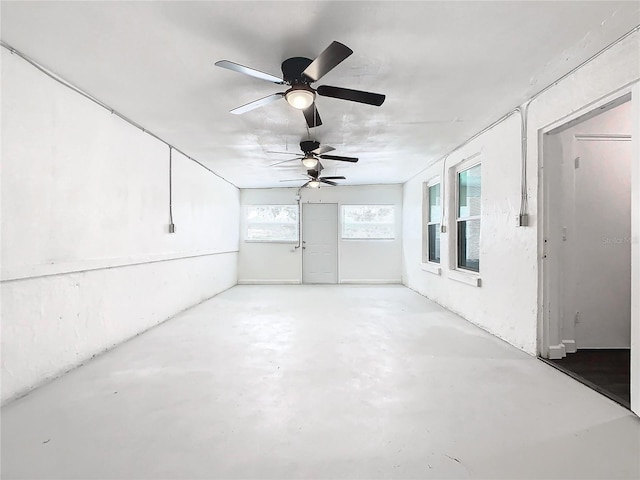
[539,349,630,409]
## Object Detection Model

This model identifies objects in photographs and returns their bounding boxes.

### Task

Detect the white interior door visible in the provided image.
[572,138,632,348]
[302,203,338,284]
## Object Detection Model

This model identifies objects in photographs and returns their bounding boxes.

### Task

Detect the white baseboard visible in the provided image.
[339,279,402,284]
[548,343,567,359]
[562,339,577,354]
[237,279,301,285]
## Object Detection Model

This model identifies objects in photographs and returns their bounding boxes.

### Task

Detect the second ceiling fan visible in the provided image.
[269,140,358,170]
[215,41,386,128]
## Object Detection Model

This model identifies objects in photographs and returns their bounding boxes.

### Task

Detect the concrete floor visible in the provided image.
[2,285,639,479]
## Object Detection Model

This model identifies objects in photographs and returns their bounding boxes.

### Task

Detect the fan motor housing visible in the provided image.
[282,57,313,84]
[300,140,320,153]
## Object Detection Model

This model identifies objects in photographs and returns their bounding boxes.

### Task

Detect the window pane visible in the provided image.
[428,184,441,223]
[342,205,395,239]
[458,164,481,218]
[457,219,480,272]
[245,205,298,241]
[428,223,440,263]
[246,223,298,241]
[246,205,298,223]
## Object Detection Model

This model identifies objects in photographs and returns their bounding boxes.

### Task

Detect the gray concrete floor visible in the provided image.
[2,285,639,479]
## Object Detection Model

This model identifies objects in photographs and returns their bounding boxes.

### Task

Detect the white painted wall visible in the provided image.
[1,50,240,404]
[555,103,632,349]
[239,185,403,284]
[631,83,640,415]
[402,31,640,357]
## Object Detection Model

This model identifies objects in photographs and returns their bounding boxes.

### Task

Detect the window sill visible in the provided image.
[420,263,441,275]
[448,270,481,287]
[341,237,396,241]
[244,240,299,244]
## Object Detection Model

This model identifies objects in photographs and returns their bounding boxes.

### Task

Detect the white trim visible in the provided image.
[574,133,632,141]
[548,343,567,360]
[543,89,633,134]
[339,279,402,284]
[538,86,637,364]
[447,270,481,287]
[631,82,640,416]
[450,157,482,273]
[420,263,441,275]
[562,340,577,354]
[423,181,442,264]
[237,279,301,285]
[243,240,298,244]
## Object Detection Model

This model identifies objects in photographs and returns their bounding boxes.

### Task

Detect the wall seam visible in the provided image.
[2,250,240,283]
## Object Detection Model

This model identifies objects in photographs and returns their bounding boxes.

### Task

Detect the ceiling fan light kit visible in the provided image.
[284,85,315,110]
[215,40,385,128]
[301,154,319,169]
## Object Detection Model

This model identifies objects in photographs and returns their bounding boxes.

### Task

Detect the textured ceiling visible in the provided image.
[2,1,639,188]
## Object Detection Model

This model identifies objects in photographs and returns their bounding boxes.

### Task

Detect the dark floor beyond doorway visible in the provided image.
[541,349,630,408]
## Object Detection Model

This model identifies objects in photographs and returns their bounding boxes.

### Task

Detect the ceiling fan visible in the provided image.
[269,140,358,170]
[281,168,346,189]
[215,41,385,128]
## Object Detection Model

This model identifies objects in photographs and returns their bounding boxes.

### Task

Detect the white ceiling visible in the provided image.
[2,1,639,188]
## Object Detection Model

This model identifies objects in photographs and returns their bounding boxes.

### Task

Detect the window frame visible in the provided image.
[454,161,481,273]
[341,204,396,240]
[422,179,441,264]
[244,204,299,243]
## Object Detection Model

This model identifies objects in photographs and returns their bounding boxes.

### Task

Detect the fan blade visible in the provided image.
[312,145,335,155]
[302,41,353,82]
[280,175,309,182]
[215,60,284,84]
[302,105,322,128]
[269,157,302,167]
[267,151,300,155]
[230,93,285,115]
[319,154,359,163]
[317,85,385,106]
[320,176,346,180]
[320,179,338,186]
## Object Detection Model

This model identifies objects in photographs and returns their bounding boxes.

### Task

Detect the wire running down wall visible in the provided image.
[402,30,640,358]
[0,49,240,404]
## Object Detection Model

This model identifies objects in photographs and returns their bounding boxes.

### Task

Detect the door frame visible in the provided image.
[301,202,339,284]
[538,83,639,415]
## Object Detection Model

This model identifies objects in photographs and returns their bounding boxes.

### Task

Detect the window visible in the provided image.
[425,182,441,263]
[341,205,395,239]
[456,164,481,272]
[245,205,298,242]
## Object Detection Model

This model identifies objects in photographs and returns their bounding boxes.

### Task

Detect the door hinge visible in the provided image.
[574,156,580,169]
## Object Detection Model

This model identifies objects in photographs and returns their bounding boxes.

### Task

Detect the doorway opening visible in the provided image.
[540,96,634,409]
